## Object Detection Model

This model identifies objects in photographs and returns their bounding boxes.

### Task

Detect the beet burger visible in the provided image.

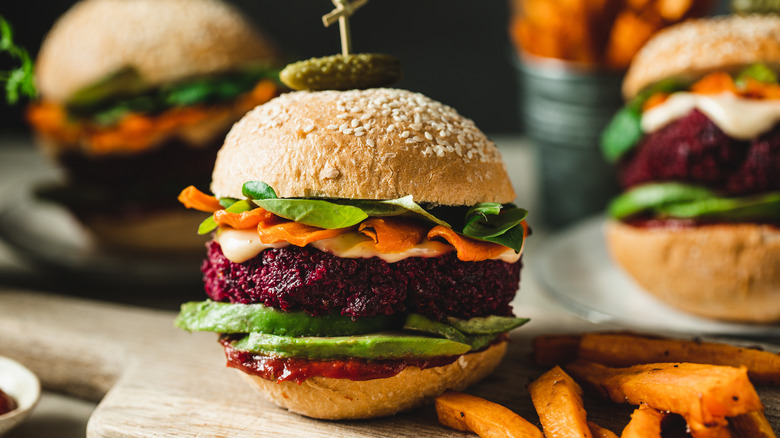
[176,88,529,419]
[601,15,780,322]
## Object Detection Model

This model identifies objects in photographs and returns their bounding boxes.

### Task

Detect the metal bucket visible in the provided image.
[515,54,623,229]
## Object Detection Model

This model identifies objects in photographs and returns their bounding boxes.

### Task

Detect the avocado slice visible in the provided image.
[228,332,472,360]
[608,183,716,220]
[175,300,399,337]
[446,315,529,335]
[402,314,509,351]
[657,191,780,221]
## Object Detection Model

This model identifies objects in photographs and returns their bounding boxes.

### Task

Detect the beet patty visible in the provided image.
[202,240,521,320]
[618,109,780,195]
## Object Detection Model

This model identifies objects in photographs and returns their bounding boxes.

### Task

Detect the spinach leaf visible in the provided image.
[197,199,254,235]
[601,107,643,163]
[242,181,277,200]
[607,183,715,220]
[462,205,527,252]
[374,195,450,227]
[602,78,688,162]
[253,198,368,229]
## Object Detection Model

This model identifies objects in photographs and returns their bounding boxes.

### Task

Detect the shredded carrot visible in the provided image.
[178,186,223,212]
[26,79,278,155]
[427,226,511,262]
[642,92,669,111]
[257,221,350,247]
[214,208,275,230]
[691,72,738,95]
[358,217,429,253]
[740,77,780,100]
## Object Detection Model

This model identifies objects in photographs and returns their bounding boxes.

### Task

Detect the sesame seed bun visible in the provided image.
[36,0,278,102]
[622,15,780,99]
[210,89,516,206]
[605,220,780,323]
[239,340,507,420]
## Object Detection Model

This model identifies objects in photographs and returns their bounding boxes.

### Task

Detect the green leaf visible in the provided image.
[657,191,780,221]
[197,199,254,235]
[607,183,715,220]
[219,197,239,208]
[736,63,778,87]
[602,78,688,162]
[372,195,450,227]
[601,107,643,163]
[242,181,277,200]
[0,15,37,104]
[462,205,527,252]
[253,198,368,229]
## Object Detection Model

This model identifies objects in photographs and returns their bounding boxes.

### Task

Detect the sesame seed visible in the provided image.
[424,132,433,140]
[327,124,339,130]
[339,123,349,131]
[336,114,349,119]
[400,131,411,138]
[354,131,365,136]
[351,119,360,128]
[410,123,423,131]
[386,124,396,133]
[342,128,353,135]
[366,139,375,147]
[303,125,315,133]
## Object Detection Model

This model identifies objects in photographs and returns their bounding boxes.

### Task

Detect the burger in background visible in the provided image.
[601,15,780,322]
[26,0,280,254]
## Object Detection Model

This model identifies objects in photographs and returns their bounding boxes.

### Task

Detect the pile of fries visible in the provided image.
[510,0,712,69]
[436,332,778,437]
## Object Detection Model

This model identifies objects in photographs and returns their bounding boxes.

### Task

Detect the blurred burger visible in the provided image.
[175,87,529,419]
[26,0,280,253]
[601,15,780,322]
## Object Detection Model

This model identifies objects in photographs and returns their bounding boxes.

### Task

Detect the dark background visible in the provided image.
[0,1,523,136]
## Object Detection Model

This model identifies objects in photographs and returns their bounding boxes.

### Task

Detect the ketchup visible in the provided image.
[0,388,17,415]
[220,337,458,384]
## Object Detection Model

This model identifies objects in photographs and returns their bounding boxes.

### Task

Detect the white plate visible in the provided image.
[0,169,202,287]
[0,356,40,437]
[532,216,780,337]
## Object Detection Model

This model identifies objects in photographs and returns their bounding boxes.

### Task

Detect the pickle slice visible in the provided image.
[280,53,401,91]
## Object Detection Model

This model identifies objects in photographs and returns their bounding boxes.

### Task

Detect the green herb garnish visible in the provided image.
[0,16,36,104]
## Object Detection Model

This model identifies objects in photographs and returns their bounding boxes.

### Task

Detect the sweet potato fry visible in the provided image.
[532,334,581,366]
[564,360,763,426]
[588,421,618,438]
[686,417,732,438]
[730,410,778,438]
[577,333,780,385]
[528,366,592,438]
[621,403,666,438]
[435,390,543,438]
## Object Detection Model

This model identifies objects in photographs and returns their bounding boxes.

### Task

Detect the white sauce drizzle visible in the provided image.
[215,228,522,264]
[641,92,780,139]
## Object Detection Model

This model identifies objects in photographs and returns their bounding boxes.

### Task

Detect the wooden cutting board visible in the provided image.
[0,289,777,437]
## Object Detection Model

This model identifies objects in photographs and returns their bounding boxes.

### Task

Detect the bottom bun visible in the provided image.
[606,220,780,323]
[239,341,507,420]
[82,209,208,254]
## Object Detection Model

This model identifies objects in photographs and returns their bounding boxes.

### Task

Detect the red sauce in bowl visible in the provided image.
[0,388,17,415]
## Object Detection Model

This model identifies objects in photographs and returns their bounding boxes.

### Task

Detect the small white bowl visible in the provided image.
[0,356,40,437]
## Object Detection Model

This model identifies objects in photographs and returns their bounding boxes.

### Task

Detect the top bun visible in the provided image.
[623,15,780,99]
[210,88,516,206]
[36,0,277,102]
